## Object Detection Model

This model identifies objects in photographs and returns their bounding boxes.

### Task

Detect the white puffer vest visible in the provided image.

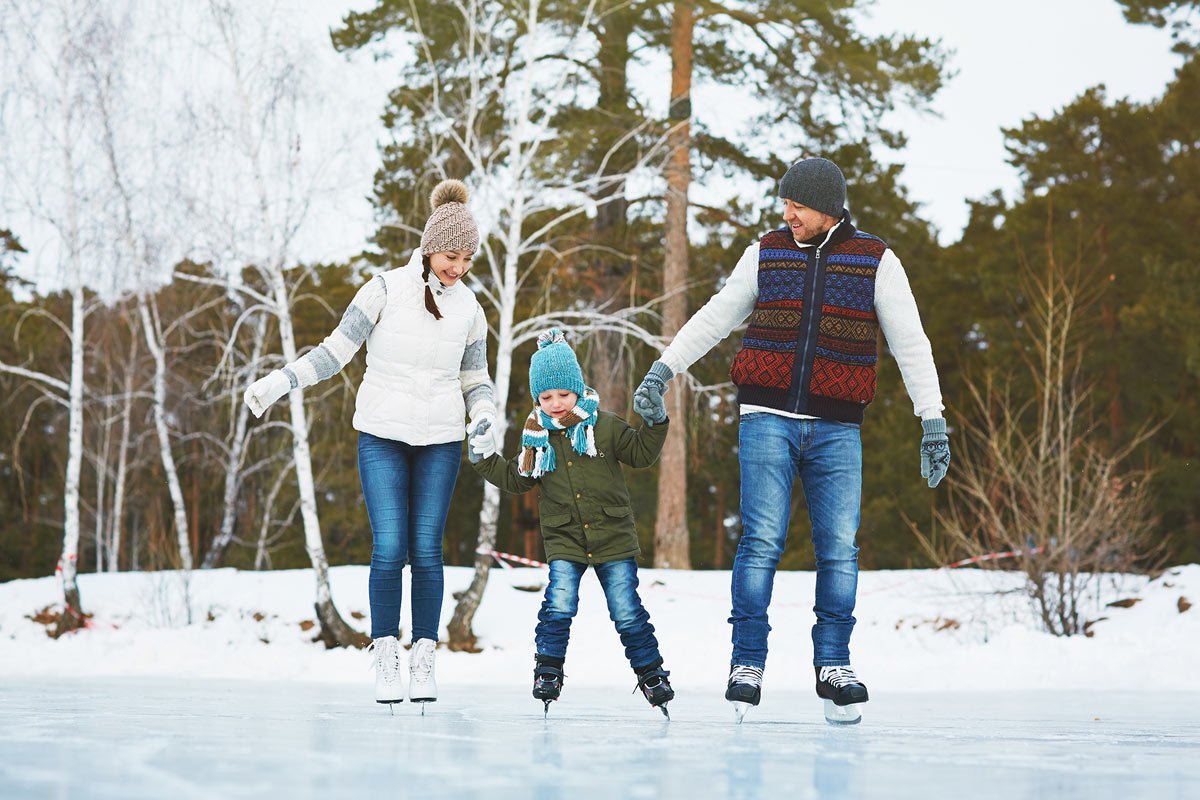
[353,251,480,445]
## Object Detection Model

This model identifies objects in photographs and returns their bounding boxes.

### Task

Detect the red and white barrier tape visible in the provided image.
[476,547,549,569]
[944,546,1044,569]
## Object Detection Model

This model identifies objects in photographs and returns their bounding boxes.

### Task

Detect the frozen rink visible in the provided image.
[2,679,1197,800]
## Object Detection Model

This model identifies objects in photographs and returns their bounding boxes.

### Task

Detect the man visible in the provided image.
[634,157,950,725]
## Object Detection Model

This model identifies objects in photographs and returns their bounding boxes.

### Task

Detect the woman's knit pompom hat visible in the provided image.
[529,328,586,399]
[420,179,480,255]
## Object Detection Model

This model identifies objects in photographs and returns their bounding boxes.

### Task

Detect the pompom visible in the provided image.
[537,328,567,350]
[430,179,469,209]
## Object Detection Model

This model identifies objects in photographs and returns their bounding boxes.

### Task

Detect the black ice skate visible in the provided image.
[815,665,869,725]
[725,664,763,724]
[532,658,565,718]
[634,664,674,719]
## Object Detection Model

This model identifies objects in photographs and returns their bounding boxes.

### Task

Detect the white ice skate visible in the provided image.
[815,665,868,725]
[409,638,438,712]
[370,636,404,710]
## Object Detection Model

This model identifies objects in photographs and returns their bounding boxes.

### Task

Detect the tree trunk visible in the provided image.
[713,478,726,569]
[139,294,193,571]
[448,62,529,646]
[448,270,513,650]
[55,72,87,635]
[56,288,87,637]
[653,0,694,569]
[584,9,637,413]
[203,315,265,568]
[271,272,366,649]
[94,366,113,573]
[109,323,137,572]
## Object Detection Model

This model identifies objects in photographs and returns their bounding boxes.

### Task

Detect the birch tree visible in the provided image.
[336,0,672,649]
[0,0,112,634]
[176,1,368,647]
[85,3,209,574]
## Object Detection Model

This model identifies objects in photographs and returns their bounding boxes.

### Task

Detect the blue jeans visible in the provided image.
[358,432,461,641]
[536,558,662,671]
[731,413,862,667]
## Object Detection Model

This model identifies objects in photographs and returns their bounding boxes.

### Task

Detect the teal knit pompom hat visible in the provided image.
[529,328,586,399]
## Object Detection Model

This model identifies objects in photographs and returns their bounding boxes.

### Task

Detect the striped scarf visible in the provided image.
[518,387,600,478]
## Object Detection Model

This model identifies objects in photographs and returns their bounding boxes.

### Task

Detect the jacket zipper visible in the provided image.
[794,245,822,413]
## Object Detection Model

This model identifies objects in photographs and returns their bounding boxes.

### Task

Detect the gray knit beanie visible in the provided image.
[420,179,480,255]
[778,158,847,218]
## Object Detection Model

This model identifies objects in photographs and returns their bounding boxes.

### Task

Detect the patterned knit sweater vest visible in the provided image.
[729,221,887,424]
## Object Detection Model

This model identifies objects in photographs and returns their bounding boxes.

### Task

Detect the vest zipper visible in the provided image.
[794,245,822,414]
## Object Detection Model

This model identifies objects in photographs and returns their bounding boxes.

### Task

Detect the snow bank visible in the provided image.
[2,564,1196,691]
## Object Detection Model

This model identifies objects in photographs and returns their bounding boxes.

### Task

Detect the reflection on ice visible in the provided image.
[1,679,1197,800]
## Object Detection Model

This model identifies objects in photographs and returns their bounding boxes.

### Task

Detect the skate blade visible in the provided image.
[731,701,752,724]
[543,699,552,718]
[823,699,863,725]
[658,705,670,720]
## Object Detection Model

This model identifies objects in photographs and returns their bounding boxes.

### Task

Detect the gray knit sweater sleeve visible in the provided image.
[460,305,496,420]
[281,275,387,389]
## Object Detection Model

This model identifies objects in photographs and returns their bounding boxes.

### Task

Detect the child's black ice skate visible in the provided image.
[815,665,869,725]
[725,664,763,724]
[634,664,674,719]
[532,660,565,718]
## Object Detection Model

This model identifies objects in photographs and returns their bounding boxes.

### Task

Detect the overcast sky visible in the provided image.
[2,1,1186,290]
[862,0,1184,242]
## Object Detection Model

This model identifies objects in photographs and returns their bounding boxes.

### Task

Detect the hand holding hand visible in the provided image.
[633,361,673,426]
[467,413,499,464]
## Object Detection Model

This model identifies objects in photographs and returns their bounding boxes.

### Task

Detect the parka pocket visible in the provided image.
[603,506,632,519]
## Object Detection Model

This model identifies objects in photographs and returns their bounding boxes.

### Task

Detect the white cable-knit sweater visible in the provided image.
[660,223,944,421]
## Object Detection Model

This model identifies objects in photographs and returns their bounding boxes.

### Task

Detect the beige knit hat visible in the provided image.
[420,179,479,255]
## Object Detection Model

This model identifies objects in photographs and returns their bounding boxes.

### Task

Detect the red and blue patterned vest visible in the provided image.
[729,220,886,424]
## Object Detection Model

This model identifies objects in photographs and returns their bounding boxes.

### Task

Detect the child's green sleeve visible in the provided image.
[472,451,538,494]
[610,416,670,468]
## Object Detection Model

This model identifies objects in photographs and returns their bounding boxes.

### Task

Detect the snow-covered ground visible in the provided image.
[2,566,1198,798]
[2,565,1197,692]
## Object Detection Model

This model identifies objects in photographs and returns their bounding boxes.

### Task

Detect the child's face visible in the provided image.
[538,389,578,419]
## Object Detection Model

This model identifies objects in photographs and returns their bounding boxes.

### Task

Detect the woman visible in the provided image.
[243,180,497,708]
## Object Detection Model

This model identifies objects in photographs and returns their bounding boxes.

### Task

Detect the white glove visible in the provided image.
[466,413,499,463]
[243,370,292,419]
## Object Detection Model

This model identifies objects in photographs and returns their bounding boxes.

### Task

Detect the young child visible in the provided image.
[468,329,675,717]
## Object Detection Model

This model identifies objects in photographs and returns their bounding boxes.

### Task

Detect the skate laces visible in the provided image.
[819,665,860,688]
[729,665,764,688]
[369,637,401,685]
[410,639,436,681]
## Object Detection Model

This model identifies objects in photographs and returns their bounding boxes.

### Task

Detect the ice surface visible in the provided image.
[2,678,1197,800]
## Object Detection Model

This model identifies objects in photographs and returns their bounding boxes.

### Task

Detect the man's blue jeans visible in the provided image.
[536,558,662,671]
[358,432,461,641]
[731,413,862,668]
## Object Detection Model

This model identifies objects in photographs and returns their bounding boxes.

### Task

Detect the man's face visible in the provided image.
[781,199,838,243]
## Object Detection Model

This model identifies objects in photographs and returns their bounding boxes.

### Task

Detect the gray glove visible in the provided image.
[920,418,951,488]
[633,361,673,426]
